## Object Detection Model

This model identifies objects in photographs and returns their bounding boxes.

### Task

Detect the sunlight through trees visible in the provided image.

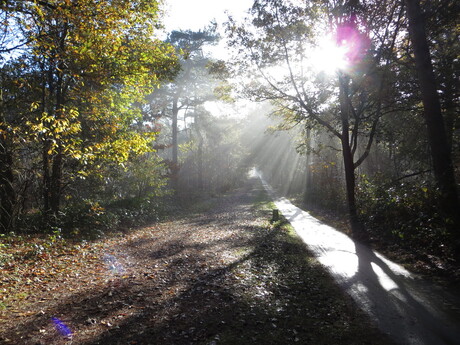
[0,0,459,260]
[227,0,459,256]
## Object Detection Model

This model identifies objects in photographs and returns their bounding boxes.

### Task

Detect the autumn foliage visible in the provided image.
[0,0,179,234]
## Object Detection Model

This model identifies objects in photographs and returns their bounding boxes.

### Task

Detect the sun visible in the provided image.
[308,35,349,75]
[307,19,371,77]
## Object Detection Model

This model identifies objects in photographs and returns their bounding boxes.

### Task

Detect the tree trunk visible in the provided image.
[0,91,16,233]
[197,139,204,191]
[171,96,179,191]
[197,141,204,189]
[440,59,457,154]
[443,88,455,156]
[405,0,460,245]
[339,73,363,236]
[0,134,16,233]
[172,97,178,166]
[303,127,313,205]
[50,148,63,217]
[43,140,52,217]
[42,22,68,221]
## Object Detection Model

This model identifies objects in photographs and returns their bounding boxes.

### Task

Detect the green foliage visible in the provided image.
[12,193,173,239]
[58,200,112,239]
[56,194,175,239]
[305,160,346,212]
[106,196,163,227]
[357,175,451,255]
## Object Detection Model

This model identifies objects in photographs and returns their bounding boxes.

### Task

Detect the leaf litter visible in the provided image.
[0,178,395,344]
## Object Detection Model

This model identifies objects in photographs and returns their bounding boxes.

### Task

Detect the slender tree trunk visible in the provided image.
[339,73,363,236]
[441,61,457,154]
[49,67,64,217]
[46,23,68,219]
[303,127,313,205]
[405,0,460,249]
[171,96,179,191]
[196,114,204,191]
[50,147,63,216]
[198,140,203,190]
[43,140,52,216]
[42,52,58,220]
[172,97,178,166]
[0,130,16,233]
[0,89,16,233]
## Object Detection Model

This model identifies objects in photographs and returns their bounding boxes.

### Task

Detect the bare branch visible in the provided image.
[353,117,378,169]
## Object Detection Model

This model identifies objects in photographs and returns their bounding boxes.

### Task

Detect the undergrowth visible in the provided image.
[357,177,457,261]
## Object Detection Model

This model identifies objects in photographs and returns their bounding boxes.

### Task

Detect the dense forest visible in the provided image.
[0,0,459,261]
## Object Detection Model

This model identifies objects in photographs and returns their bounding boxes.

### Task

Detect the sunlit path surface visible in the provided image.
[254,169,460,345]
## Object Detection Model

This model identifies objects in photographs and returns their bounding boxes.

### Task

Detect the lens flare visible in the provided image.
[103,253,125,274]
[310,18,370,75]
[335,21,370,67]
[51,317,72,338]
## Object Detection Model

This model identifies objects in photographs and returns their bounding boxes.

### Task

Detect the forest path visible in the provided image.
[1,173,393,345]
[256,169,460,345]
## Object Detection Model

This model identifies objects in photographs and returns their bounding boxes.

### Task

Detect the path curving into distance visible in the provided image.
[254,169,460,345]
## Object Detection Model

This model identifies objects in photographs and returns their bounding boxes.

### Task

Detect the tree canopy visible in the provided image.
[0,0,179,232]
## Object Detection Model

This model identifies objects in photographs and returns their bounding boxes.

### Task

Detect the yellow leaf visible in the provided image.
[30,102,40,111]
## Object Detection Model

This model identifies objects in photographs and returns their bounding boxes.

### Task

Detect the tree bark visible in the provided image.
[46,22,67,219]
[50,147,63,217]
[171,95,179,191]
[339,73,363,236]
[0,89,16,233]
[405,0,460,240]
[303,127,313,205]
[196,114,204,191]
[440,56,457,154]
[42,139,52,216]
[172,97,179,166]
[0,132,16,233]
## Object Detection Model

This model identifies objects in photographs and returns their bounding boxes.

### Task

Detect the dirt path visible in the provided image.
[1,175,393,345]
[257,170,460,345]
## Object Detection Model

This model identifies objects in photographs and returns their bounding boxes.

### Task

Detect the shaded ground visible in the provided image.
[0,176,393,345]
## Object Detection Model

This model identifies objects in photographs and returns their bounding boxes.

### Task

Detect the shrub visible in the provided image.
[59,200,117,239]
[357,175,451,256]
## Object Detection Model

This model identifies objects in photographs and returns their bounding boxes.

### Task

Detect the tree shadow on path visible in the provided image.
[351,242,460,345]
